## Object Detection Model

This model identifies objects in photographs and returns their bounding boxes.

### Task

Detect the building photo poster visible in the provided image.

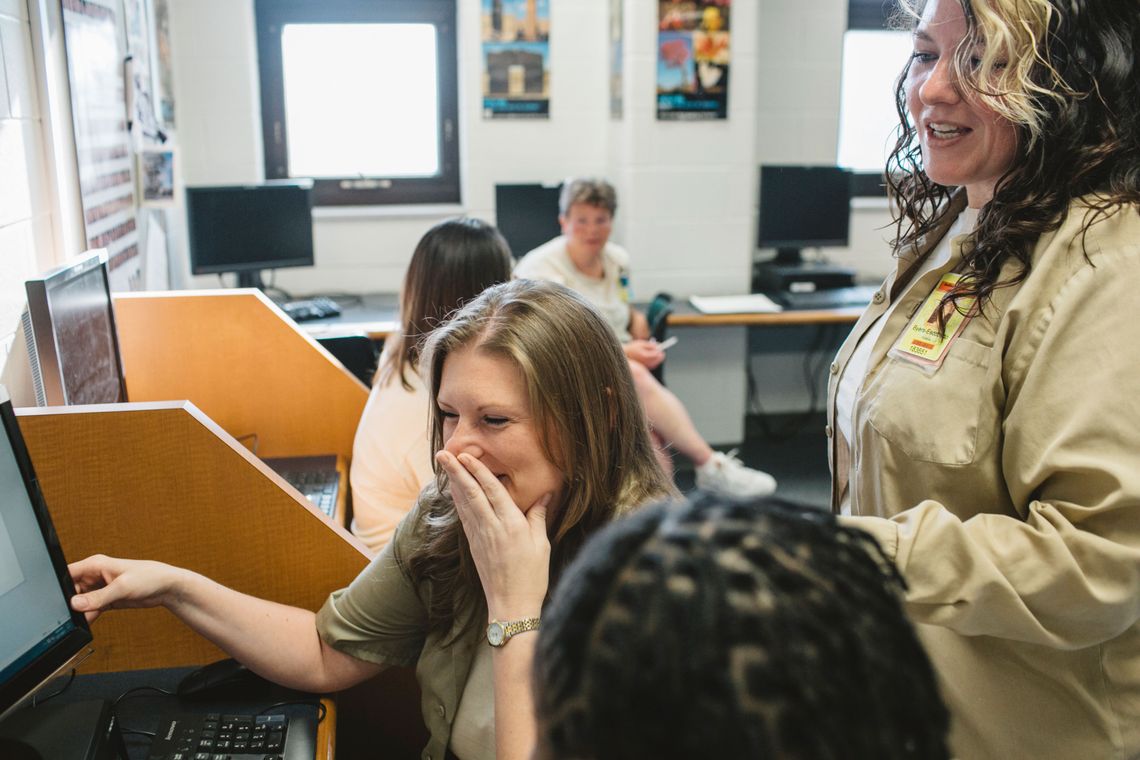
[657,0,731,120]
[482,0,551,119]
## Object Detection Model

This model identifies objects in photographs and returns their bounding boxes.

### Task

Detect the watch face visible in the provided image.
[487,622,506,646]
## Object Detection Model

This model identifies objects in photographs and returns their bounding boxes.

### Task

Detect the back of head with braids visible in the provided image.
[534,492,950,760]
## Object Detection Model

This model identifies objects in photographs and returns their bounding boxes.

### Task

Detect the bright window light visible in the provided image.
[281,23,440,178]
[837,30,913,173]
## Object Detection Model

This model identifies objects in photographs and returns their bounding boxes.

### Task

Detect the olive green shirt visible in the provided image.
[829,195,1140,759]
[316,498,484,760]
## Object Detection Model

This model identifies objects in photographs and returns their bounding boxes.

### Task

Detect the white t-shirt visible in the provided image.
[348,342,435,553]
[514,235,633,342]
[835,206,979,514]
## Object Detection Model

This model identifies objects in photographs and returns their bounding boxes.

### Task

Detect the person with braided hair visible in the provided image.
[829,0,1140,756]
[533,493,951,759]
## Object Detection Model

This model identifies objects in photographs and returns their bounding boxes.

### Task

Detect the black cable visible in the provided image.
[750,324,841,442]
[112,685,175,708]
[234,432,260,455]
[112,685,174,741]
[256,700,328,723]
[31,669,76,706]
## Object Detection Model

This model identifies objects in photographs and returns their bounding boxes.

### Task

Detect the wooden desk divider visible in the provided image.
[17,401,371,673]
[112,290,369,460]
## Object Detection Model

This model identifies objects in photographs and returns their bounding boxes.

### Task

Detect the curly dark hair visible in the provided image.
[887,0,1140,318]
[533,492,950,760]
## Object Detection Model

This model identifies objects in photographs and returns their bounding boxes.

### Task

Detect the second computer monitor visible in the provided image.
[758,165,852,264]
[23,249,128,407]
[495,183,563,259]
[186,180,315,289]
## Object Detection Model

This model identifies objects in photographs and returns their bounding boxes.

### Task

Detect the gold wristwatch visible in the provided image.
[486,617,541,647]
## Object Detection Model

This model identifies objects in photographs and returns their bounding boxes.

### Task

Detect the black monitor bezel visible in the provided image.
[757,165,853,250]
[0,394,93,719]
[185,180,316,276]
[23,249,129,407]
[494,182,563,259]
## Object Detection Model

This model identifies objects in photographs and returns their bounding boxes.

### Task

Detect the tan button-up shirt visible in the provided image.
[829,195,1140,759]
[316,496,486,760]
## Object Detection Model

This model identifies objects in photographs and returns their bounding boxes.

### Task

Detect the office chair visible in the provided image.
[646,292,674,383]
[317,335,380,388]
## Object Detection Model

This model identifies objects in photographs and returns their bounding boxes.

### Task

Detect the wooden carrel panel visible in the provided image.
[16,402,370,673]
[113,290,368,459]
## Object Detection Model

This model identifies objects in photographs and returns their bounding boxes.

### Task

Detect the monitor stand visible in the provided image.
[235,270,267,290]
[0,700,126,760]
[752,248,856,293]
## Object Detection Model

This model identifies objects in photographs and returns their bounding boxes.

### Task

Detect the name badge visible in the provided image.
[890,272,974,369]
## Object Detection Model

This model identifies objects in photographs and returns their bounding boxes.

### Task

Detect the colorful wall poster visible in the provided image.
[656,0,731,120]
[482,0,551,119]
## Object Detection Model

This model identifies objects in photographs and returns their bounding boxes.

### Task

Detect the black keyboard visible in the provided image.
[147,711,288,759]
[262,455,339,519]
[772,285,879,310]
[281,297,341,322]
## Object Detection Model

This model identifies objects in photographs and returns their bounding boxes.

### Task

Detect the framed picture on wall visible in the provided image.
[138,148,176,207]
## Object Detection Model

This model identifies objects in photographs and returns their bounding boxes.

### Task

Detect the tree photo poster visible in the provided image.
[657,0,731,120]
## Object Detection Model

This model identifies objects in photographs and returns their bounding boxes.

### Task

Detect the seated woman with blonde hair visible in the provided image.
[69,280,674,760]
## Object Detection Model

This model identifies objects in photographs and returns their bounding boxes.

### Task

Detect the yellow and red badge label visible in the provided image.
[892,272,974,368]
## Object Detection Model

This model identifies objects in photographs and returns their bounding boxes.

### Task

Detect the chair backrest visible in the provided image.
[645,292,674,383]
[318,335,380,387]
[647,292,674,343]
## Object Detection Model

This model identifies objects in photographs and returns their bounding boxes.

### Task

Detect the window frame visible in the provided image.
[254,0,460,206]
[842,0,906,197]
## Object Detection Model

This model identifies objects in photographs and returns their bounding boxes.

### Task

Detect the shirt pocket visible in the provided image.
[864,338,994,465]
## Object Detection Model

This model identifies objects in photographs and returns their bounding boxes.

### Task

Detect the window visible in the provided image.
[255,0,459,206]
[838,1,911,196]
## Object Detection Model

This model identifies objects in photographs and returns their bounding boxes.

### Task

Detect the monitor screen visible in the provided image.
[0,387,92,721]
[23,250,128,407]
[186,181,315,286]
[495,183,563,259]
[758,166,852,259]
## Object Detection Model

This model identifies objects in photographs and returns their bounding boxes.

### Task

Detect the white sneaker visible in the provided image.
[695,450,777,499]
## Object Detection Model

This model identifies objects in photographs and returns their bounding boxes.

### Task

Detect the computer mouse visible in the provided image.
[176,657,271,701]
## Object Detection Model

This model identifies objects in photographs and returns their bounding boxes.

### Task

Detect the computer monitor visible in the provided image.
[23,250,129,407]
[495,183,563,259]
[757,165,852,264]
[0,385,93,726]
[186,180,315,289]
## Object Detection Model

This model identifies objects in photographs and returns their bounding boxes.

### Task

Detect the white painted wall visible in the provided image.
[167,0,897,298]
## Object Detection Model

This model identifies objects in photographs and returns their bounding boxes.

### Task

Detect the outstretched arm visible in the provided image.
[69,555,384,693]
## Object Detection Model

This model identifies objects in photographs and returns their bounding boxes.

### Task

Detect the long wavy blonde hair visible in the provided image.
[406,279,675,639]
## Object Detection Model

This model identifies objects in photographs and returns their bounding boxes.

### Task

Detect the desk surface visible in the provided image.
[300,293,864,341]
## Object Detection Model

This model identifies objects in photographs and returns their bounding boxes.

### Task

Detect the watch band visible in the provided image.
[487,616,541,647]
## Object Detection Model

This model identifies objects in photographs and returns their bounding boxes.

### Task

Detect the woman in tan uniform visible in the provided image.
[831,1,1140,757]
[67,280,673,760]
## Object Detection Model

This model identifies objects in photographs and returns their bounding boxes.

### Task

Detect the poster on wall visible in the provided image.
[656,0,731,120]
[61,0,142,287]
[610,0,623,119]
[481,0,550,119]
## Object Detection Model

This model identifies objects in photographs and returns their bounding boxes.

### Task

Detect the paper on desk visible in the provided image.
[689,294,783,314]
